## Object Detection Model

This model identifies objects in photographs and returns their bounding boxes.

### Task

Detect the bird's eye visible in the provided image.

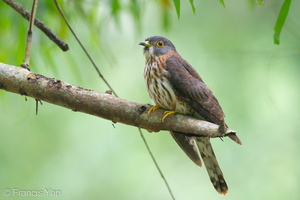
[156,41,165,48]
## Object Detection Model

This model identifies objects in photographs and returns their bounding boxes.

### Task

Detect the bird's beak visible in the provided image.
[139,41,152,47]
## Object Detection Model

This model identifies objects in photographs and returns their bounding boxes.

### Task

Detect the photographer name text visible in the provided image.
[3,187,61,198]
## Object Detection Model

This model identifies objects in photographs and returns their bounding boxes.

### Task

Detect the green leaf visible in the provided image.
[257,0,265,6]
[189,0,196,15]
[173,0,180,19]
[163,11,171,31]
[273,0,292,45]
[111,0,121,15]
[219,0,226,7]
[110,0,121,26]
[130,0,141,30]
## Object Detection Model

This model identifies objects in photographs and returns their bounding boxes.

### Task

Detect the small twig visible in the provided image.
[35,99,42,115]
[53,0,118,97]
[2,0,69,51]
[18,0,42,112]
[138,128,176,200]
[35,99,39,115]
[21,0,38,70]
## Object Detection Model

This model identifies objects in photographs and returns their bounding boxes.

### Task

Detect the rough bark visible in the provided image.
[0,62,236,138]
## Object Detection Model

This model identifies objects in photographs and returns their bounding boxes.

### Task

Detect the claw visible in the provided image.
[148,105,161,116]
[162,111,177,122]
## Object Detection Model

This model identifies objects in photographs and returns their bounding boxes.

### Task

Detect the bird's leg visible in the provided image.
[162,111,177,122]
[148,105,177,123]
[148,105,161,116]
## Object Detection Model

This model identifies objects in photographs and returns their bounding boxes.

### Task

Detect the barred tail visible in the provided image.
[196,137,228,194]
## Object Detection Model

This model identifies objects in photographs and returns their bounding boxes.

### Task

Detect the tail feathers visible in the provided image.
[170,131,202,167]
[196,137,228,194]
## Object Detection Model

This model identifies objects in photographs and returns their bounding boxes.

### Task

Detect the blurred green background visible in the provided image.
[1,0,300,199]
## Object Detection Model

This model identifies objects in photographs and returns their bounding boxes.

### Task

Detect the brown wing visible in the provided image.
[165,55,225,125]
[170,131,202,166]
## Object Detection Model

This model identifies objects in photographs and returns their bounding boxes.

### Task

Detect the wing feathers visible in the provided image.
[170,131,202,167]
[165,55,225,125]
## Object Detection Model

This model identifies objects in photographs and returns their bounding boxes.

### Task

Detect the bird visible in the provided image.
[139,36,241,194]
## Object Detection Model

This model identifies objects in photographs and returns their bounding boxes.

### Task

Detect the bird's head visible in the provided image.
[139,36,176,60]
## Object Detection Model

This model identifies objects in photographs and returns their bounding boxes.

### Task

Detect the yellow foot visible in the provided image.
[162,111,177,122]
[148,105,161,116]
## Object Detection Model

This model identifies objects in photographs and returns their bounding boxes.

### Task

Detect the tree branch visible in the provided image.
[2,0,69,51]
[21,0,38,70]
[0,62,236,138]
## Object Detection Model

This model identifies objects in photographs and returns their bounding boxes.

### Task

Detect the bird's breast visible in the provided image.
[144,62,192,114]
